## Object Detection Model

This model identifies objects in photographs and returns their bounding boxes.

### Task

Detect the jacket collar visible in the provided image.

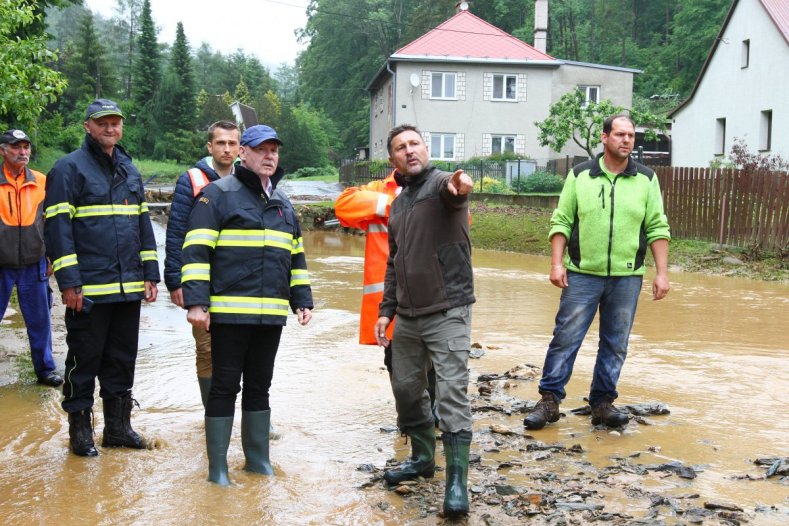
[589,152,638,178]
[233,163,285,195]
[397,164,436,187]
[1,162,35,186]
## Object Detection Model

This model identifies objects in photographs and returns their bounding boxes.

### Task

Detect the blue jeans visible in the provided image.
[0,258,55,377]
[538,271,642,406]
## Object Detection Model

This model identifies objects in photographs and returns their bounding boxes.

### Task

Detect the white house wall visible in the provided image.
[672,0,789,167]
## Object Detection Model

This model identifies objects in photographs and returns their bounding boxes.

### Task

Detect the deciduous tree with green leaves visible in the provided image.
[534,89,665,158]
[0,0,66,129]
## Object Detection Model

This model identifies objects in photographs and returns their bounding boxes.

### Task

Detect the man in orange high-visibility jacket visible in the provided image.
[335,172,398,349]
[335,172,437,408]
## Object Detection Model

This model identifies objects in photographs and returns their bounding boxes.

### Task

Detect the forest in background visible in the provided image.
[2,0,732,170]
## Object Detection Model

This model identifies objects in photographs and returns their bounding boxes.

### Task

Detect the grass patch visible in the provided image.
[469,202,551,255]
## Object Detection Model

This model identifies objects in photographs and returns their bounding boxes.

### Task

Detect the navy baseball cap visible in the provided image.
[240,125,283,147]
[85,99,125,120]
[0,129,32,145]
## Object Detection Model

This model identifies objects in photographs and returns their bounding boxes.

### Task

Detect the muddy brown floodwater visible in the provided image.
[1,227,787,525]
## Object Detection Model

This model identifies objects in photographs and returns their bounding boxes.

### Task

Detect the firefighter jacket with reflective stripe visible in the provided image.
[44,136,160,303]
[334,171,399,344]
[549,153,671,277]
[181,163,313,325]
[0,163,46,268]
[164,157,222,291]
[379,166,475,319]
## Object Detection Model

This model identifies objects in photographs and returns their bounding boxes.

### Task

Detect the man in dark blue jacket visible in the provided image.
[164,120,239,408]
[45,99,160,457]
[182,124,313,485]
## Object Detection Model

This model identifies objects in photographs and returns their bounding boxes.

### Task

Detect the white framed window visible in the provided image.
[715,118,726,155]
[430,72,457,99]
[759,110,772,151]
[492,74,517,101]
[430,133,455,160]
[741,40,750,68]
[491,135,516,154]
[578,85,599,108]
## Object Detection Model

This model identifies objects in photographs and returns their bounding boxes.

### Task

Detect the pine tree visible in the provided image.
[156,21,195,133]
[132,0,161,155]
[133,0,160,109]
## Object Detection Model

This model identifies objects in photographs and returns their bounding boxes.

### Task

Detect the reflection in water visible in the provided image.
[0,229,787,524]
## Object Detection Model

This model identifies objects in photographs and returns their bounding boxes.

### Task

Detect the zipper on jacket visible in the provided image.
[607,178,618,275]
[598,185,606,209]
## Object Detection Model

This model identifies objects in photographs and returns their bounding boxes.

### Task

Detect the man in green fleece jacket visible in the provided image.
[524,114,671,430]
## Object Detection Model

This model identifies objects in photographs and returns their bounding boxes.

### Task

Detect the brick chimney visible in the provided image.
[534,0,548,53]
[455,1,471,13]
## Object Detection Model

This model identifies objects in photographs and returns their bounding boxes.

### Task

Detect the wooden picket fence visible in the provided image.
[654,167,789,251]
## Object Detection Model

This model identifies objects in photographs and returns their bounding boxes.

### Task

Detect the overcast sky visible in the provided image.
[83,0,310,68]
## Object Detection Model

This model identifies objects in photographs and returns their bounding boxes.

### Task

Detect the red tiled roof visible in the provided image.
[394,10,555,61]
[762,0,789,44]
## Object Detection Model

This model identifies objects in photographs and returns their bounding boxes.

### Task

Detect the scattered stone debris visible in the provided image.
[360,365,786,524]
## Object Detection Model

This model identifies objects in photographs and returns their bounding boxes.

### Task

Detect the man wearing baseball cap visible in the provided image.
[44,99,160,457]
[0,129,63,388]
[181,124,313,485]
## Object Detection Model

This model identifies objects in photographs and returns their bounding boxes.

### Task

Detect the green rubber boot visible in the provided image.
[241,409,273,475]
[383,425,436,485]
[205,416,234,486]
[197,376,211,409]
[442,430,472,517]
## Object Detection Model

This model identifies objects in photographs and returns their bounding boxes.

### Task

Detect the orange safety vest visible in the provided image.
[1,163,46,268]
[334,171,399,345]
[187,168,211,197]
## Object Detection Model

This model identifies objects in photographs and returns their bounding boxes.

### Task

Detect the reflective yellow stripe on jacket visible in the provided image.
[52,253,78,272]
[44,202,76,219]
[181,263,210,283]
[73,204,145,218]
[290,268,310,287]
[292,236,304,254]
[183,228,219,249]
[215,229,294,251]
[82,281,145,296]
[209,296,289,317]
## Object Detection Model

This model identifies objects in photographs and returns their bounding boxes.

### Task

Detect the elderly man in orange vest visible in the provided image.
[0,129,62,387]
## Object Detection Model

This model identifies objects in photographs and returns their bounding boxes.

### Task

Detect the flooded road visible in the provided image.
[1,227,787,525]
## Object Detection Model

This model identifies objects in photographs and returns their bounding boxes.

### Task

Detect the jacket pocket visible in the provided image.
[437,242,473,299]
[212,261,256,295]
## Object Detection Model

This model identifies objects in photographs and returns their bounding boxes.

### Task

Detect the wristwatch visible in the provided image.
[200,305,209,312]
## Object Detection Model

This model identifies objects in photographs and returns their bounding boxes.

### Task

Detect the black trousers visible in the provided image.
[62,301,141,413]
[207,323,283,417]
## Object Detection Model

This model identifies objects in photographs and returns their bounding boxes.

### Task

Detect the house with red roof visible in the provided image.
[670,0,788,167]
[366,3,640,164]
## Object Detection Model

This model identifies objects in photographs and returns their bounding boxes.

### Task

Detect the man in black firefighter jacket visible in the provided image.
[182,124,313,485]
[44,99,160,457]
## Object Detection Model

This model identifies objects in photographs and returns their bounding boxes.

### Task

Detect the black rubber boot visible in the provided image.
[523,391,561,430]
[442,430,472,517]
[205,416,234,486]
[102,394,146,448]
[198,376,211,410]
[591,399,630,427]
[68,408,98,457]
[384,425,436,485]
[241,409,273,475]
